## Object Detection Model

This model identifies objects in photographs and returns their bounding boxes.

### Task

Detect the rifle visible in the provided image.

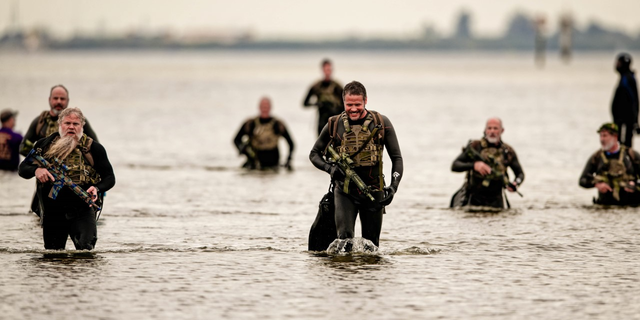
[464,141,523,197]
[325,145,376,202]
[238,140,260,169]
[32,153,101,210]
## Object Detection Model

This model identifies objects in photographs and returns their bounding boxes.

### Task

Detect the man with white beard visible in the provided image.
[579,123,639,206]
[450,118,525,209]
[19,85,99,156]
[19,85,100,217]
[19,107,115,250]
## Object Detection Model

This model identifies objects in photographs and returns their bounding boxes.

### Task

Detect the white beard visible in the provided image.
[486,136,500,144]
[601,140,616,151]
[45,134,79,160]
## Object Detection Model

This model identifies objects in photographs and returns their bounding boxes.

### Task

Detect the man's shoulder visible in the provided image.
[500,141,517,153]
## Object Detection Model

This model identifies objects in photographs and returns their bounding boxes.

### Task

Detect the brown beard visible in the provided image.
[45,135,79,160]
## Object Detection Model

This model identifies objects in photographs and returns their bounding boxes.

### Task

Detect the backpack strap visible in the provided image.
[82,136,95,167]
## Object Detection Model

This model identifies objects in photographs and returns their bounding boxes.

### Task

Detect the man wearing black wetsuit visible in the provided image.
[309,81,403,252]
[611,53,639,148]
[450,118,524,209]
[303,59,344,136]
[234,97,294,170]
[579,123,638,206]
[19,107,115,250]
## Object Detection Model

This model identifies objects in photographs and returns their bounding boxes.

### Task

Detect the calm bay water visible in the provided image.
[1,50,639,320]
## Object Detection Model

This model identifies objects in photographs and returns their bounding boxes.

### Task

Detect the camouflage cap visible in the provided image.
[597,123,619,135]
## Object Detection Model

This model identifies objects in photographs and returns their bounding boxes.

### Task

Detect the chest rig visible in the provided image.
[336,112,383,167]
[469,139,509,188]
[35,111,59,139]
[317,81,341,110]
[596,147,632,201]
[250,118,279,151]
[44,134,101,185]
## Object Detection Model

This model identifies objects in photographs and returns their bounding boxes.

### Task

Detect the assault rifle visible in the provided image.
[238,140,259,169]
[33,153,101,210]
[464,141,523,197]
[326,145,376,202]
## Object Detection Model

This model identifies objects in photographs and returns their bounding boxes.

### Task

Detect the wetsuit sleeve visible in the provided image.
[309,123,332,173]
[83,120,99,142]
[19,116,41,156]
[91,142,115,193]
[508,151,525,185]
[18,138,47,179]
[579,154,598,188]
[233,120,250,152]
[303,83,317,107]
[451,149,475,172]
[382,115,403,191]
[280,123,295,160]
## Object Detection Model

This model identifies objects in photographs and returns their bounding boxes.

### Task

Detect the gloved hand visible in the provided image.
[379,186,396,206]
[327,163,345,181]
[507,181,518,192]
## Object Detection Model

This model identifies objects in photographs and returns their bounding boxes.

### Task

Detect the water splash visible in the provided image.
[325,238,378,255]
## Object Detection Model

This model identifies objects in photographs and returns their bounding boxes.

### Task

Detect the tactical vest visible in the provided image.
[43,134,101,185]
[35,111,59,139]
[470,138,509,188]
[249,118,280,151]
[328,110,386,190]
[317,81,341,108]
[335,112,383,167]
[596,146,632,200]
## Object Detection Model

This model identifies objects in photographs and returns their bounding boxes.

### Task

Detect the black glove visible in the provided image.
[507,181,518,192]
[327,163,345,181]
[379,186,396,206]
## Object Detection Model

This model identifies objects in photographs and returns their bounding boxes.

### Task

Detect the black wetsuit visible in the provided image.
[309,110,403,247]
[303,79,344,135]
[233,117,294,169]
[579,147,637,205]
[19,133,115,250]
[611,68,639,147]
[451,139,524,208]
[20,111,99,156]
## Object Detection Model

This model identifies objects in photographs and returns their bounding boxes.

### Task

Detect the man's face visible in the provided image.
[600,130,617,150]
[322,63,332,79]
[259,99,271,118]
[344,94,367,121]
[484,119,504,144]
[49,87,69,115]
[60,114,83,140]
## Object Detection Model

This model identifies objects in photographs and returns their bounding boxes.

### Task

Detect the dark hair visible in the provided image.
[50,84,69,98]
[342,81,367,100]
[321,59,332,67]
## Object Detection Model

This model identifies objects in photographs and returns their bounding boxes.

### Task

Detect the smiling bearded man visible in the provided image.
[309,81,404,252]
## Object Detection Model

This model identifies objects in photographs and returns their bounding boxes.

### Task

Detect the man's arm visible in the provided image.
[382,116,403,191]
[303,83,318,107]
[19,116,41,156]
[579,155,598,188]
[279,122,295,162]
[83,120,99,142]
[508,151,525,185]
[90,142,115,193]
[309,124,332,172]
[451,149,474,172]
[233,120,250,153]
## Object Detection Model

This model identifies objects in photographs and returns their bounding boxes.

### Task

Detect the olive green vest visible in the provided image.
[250,118,279,151]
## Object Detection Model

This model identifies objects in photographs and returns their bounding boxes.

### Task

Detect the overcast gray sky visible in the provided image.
[1,0,639,39]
